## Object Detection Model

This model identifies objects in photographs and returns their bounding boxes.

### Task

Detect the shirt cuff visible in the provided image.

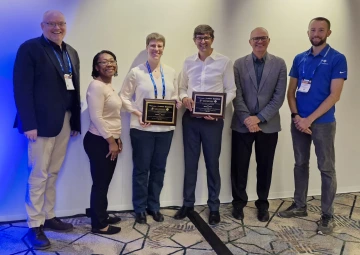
[180,95,189,101]
[257,114,266,123]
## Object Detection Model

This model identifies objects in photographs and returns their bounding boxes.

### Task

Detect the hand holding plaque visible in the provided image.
[191,92,226,119]
[142,99,177,126]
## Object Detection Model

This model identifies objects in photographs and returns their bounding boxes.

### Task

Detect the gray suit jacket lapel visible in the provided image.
[259,53,273,92]
[245,55,258,90]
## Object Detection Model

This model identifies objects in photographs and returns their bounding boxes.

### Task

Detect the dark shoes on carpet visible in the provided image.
[28,225,51,250]
[258,210,270,222]
[91,225,121,235]
[44,217,73,232]
[135,212,147,224]
[85,208,121,225]
[174,206,194,220]
[107,216,121,224]
[232,206,269,222]
[136,210,164,223]
[147,210,164,222]
[232,207,244,220]
[28,217,72,249]
[317,214,334,235]
[278,202,308,218]
[209,211,220,225]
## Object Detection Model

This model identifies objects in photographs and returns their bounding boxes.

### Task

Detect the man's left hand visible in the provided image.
[244,116,260,128]
[294,117,312,133]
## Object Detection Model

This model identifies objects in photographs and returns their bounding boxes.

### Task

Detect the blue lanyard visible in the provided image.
[146,61,165,99]
[44,36,72,75]
[301,46,330,80]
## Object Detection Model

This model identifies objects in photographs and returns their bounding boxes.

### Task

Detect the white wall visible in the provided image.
[0,0,359,221]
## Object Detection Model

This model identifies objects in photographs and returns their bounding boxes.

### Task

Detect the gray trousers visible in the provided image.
[291,121,336,217]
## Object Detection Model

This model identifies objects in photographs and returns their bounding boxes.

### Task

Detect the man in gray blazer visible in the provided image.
[231,27,287,222]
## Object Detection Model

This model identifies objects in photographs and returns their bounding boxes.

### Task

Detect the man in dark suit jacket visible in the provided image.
[13,10,80,250]
[231,27,287,222]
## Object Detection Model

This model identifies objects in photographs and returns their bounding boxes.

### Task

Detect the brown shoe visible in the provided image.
[28,225,51,250]
[44,217,73,232]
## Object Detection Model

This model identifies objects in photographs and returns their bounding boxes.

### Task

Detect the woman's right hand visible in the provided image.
[134,110,151,128]
[106,138,120,161]
[182,97,194,111]
[106,142,120,161]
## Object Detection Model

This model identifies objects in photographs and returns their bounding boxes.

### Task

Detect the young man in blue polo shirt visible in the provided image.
[278,17,347,235]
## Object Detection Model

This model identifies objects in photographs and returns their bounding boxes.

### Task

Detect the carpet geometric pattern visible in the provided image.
[0,192,359,255]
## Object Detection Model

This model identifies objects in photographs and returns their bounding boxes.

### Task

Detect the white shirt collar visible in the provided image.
[194,49,218,61]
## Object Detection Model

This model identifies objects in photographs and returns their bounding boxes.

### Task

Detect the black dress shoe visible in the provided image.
[147,210,164,222]
[91,225,121,235]
[135,212,147,224]
[28,225,51,250]
[174,206,194,220]
[85,208,91,217]
[44,217,73,232]
[107,216,121,224]
[209,211,220,225]
[258,210,270,222]
[232,207,244,220]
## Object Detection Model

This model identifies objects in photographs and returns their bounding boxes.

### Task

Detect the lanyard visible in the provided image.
[302,46,330,80]
[44,36,72,75]
[146,61,165,99]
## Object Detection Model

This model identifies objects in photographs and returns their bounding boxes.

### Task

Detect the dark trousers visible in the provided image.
[231,130,278,211]
[182,110,224,211]
[291,122,336,216]
[130,128,174,213]
[83,132,118,229]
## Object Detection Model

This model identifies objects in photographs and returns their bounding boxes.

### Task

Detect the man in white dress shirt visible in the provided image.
[174,24,236,225]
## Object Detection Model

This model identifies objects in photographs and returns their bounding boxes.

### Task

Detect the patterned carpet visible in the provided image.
[0,192,359,255]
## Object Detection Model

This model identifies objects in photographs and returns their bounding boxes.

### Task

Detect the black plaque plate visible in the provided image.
[191,92,226,118]
[142,99,177,126]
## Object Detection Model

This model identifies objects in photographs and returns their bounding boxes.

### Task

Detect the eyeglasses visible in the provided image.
[43,22,67,28]
[97,60,117,66]
[251,36,269,42]
[195,36,212,42]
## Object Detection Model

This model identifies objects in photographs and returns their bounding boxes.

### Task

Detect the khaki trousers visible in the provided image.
[26,112,71,228]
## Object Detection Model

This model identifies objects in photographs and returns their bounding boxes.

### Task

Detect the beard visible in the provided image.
[310,37,327,46]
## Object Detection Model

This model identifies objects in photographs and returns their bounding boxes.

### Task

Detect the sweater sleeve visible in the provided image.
[87,80,112,139]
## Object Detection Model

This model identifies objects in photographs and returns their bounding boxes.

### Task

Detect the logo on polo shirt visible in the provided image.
[321,60,329,65]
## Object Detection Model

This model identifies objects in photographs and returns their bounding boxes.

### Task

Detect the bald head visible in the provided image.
[41,10,67,46]
[250,27,269,39]
[249,27,270,58]
[42,10,65,22]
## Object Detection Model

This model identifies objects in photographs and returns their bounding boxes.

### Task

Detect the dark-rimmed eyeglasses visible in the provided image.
[251,36,269,42]
[97,60,117,66]
[43,22,66,28]
[195,36,212,42]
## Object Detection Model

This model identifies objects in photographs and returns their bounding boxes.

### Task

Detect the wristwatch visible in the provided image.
[291,113,299,118]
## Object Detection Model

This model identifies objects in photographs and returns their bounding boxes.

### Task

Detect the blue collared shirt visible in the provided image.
[289,44,347,123]
[252,52,266,88]
[252,53,266,122]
